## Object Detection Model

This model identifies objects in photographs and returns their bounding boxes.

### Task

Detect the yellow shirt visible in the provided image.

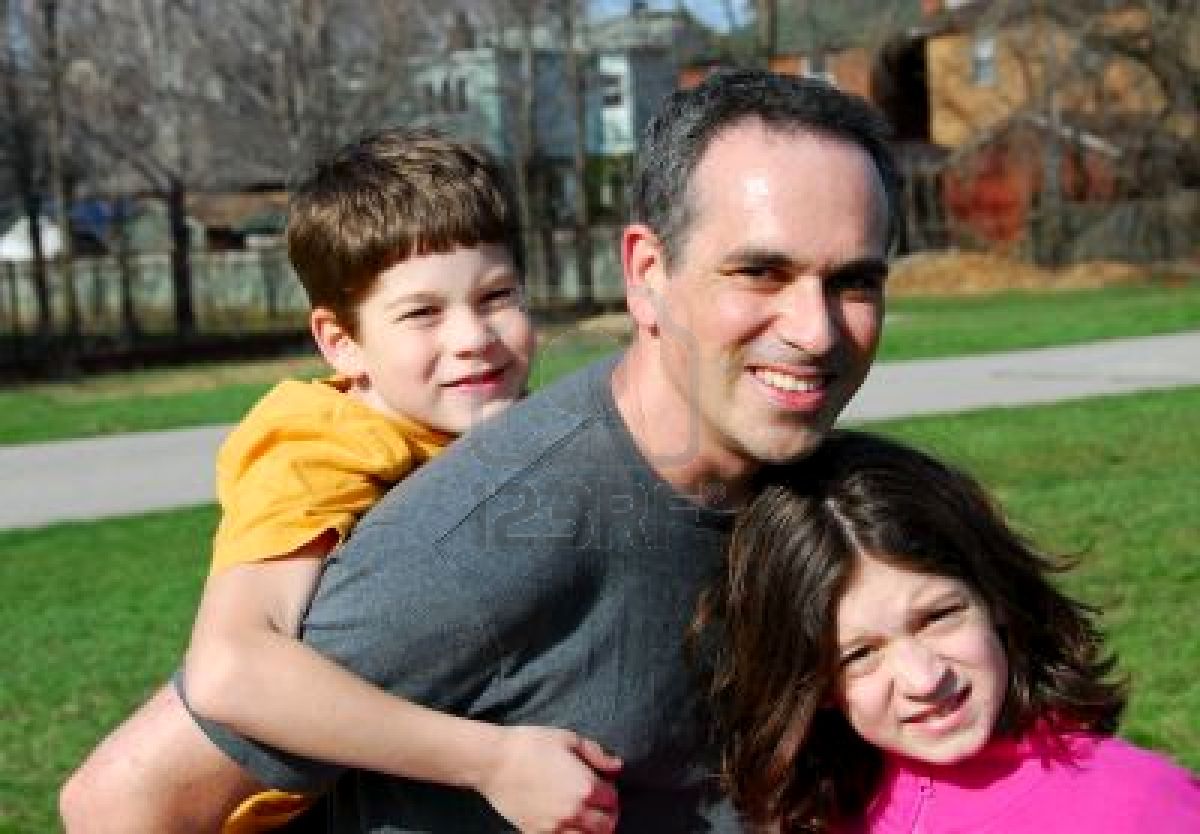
[211,377,451,573]
[212,377,451,832]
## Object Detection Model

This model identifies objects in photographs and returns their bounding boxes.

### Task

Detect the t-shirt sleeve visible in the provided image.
[210,405,417,573]
[186,496,503,790]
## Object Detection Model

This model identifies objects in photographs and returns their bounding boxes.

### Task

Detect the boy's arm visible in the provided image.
[183,546,622,833]
[60,682,263,833]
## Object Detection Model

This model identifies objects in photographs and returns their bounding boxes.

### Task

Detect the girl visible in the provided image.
[704,430,1199,833]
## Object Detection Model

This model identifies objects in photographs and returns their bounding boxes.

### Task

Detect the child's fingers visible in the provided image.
[569,806,618,834]
[573,736,623,776]
[585,773,619,812]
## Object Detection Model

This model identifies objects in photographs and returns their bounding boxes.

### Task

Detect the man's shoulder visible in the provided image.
[358,356,620,535]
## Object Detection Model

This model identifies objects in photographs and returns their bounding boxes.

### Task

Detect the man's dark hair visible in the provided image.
[286,127,523,335]
[700,430,1127,832]
[631,69,902,266]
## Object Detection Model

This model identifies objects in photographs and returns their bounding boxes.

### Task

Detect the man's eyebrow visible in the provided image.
[721,248,890,278]
[830,258,890,279]
[720,247,799,270]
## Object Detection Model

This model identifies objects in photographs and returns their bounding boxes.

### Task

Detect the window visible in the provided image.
[804,52,834,84]
[456,77,468,112]
[601,72,623,108]
[971,34,997,86]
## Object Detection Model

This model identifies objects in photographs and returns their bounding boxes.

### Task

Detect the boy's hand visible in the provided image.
[479,726,621,834]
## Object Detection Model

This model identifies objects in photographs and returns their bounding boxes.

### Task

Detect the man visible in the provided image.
[61,69,898,831]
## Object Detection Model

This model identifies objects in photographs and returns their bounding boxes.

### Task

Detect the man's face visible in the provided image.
[344,243,535,435]
[647,121,888,472]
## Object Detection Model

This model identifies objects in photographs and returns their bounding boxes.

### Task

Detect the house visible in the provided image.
[897,0,1197,255]
[681,1,1195,258]
[401,6,713,219]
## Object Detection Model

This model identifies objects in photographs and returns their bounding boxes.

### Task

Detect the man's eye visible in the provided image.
[831,268,887,293]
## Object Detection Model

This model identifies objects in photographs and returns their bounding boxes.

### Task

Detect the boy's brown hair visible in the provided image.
[286,127,524,335]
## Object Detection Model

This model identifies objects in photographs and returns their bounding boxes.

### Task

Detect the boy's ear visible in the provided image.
[621,223,667,335]
[310,307,365,379]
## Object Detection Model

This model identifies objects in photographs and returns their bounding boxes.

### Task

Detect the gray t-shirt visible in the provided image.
[191,356,742,832]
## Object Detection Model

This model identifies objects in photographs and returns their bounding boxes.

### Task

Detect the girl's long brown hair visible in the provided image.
[698,431,1126,832]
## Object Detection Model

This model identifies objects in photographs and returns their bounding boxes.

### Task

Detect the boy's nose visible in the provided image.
[446,309,497,355]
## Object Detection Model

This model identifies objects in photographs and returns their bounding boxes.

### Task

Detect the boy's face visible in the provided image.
[332,243,534,435]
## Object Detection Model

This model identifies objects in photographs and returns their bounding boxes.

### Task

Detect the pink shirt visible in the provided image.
[839,729,1200,833]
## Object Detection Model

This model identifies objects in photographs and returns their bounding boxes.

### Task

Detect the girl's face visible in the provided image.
[832,553,1008,766]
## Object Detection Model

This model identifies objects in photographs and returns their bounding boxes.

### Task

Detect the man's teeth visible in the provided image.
[755,369,822,393]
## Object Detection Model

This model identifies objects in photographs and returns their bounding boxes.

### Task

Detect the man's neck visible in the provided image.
[610,349,758,510]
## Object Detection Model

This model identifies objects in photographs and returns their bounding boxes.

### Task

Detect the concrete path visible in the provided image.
[2,330,1197,530]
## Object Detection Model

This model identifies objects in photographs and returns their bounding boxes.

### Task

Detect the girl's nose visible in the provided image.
[891,637,952,698]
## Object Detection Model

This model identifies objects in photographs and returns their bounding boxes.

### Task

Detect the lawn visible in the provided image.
[879,282,1200,361]
[1,281,1198,446]
[2,386,1197,832]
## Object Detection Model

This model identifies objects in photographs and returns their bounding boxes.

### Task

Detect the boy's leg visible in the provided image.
[61,682,264,833]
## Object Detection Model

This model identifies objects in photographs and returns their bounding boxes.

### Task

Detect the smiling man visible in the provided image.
[61,70,900,832]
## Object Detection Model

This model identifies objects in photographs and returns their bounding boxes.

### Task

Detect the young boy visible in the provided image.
[62,128,620,834]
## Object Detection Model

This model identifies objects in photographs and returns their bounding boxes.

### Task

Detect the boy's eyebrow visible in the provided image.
[381,291,442,309]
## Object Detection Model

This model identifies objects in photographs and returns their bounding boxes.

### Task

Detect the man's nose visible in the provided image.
[774,277,837,356]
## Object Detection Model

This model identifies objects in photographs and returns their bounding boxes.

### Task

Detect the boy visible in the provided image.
[62,128,620,834]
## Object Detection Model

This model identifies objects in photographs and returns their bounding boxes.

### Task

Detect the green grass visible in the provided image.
[879,282,1200,361]
[0,506,214,833]
[2,387,1196,831]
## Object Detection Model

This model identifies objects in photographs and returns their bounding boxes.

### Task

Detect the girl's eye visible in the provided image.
[923,604,966,630]
[839,645,879,676]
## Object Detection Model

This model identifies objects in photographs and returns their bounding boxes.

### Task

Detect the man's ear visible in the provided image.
[621,222,668,335]
[310,307,365,379]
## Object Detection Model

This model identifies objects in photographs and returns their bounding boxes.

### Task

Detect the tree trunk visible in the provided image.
[43,0,80,358]
[563,3,593,310]
[1,0,53,339]
[115,204,141,344]
[166,177,195,338]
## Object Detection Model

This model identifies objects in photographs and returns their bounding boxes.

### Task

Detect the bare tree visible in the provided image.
[61,0,209,337]
[41,0,79,351]
[200,0,426,179]
[559,0,594,309]
[0,0,52,339]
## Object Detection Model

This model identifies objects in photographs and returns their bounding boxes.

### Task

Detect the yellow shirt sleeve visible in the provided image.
[210,378,450,573]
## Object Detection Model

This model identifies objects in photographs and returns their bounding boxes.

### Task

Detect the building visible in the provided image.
[402,6,713,219]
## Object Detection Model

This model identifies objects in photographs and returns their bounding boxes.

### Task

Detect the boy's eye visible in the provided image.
[480,287,518,307]
[397,306,439,322]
